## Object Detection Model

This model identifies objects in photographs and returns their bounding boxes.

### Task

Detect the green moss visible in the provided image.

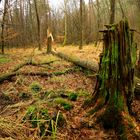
[29,82,42,93]
[63,103,73,110]
[0,57,10,64]
[118,123,127,140]
[82,69,93,76]
[131,43,137,67]
[19,92,31,99]
[53,71,65,75]
[69,92,78,101]
[76,90,90,97]
[54,98,73,111]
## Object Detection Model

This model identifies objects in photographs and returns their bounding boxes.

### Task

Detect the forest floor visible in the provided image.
[0,44,139,140]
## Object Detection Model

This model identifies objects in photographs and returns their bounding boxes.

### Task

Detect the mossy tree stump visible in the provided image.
[138,51,140,70]
[87,20,139,139]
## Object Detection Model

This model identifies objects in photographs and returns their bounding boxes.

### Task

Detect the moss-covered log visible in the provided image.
[52,51,98,72]
[0,68,77,83]
[86,20,140,140]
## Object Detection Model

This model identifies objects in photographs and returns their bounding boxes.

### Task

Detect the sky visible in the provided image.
[0,0,94,10]
[49,0,90,8]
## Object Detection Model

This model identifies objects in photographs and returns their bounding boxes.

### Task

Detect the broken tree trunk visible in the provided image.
[86,20,140,139]
[47,36,52,54]
[47,29,53,54]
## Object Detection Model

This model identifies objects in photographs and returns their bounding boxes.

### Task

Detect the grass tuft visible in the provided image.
[29,82,42,93]
[54,98,73,111]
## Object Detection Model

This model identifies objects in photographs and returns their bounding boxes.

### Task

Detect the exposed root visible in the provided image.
[117,112,140,140]
[12,59,60,72]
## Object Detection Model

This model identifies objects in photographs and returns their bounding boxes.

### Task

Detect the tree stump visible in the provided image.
[86,20,139,139]
[47,28,53,54]
[47,36,52,54]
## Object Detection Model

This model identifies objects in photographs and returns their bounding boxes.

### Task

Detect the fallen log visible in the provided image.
[52,51,140,95]
[0,68,77,83]
[52,51,99,72]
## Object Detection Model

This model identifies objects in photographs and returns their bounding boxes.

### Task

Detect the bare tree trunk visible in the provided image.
[109,0,116,24]
[79,0,83,50]
[34,0,41,50]
[63,0,68,46]
[95,0,100,46]
[1,0,8,54]
[19,0,26,47]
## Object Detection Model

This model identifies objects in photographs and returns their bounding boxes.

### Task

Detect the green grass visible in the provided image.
[23,105,50,136]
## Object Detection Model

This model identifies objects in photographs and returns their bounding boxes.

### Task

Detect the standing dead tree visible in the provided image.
[47,28,54,54]
[109,0,116,24]
[84,20,139,140]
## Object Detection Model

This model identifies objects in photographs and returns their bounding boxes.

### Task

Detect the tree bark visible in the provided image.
[109,0,116,24]
[52,50,98,72]
[47,28,53,54]
[86,20,139,140]
[63,0,68,46]
[34,0,41,50]
[47,36,52,54]
[79,0,83,49]
[1,0,8,54]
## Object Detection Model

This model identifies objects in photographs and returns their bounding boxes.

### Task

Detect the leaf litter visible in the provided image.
[0,46,139,140]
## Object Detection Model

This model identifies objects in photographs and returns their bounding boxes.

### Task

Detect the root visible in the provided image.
[12,59,60,72]
[117,112,140,140]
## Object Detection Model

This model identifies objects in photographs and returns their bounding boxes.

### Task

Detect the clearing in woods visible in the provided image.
[0,44,139,140]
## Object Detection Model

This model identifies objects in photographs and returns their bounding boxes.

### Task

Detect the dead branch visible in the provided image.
[0,68,76,83]
[12,59,59,72]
